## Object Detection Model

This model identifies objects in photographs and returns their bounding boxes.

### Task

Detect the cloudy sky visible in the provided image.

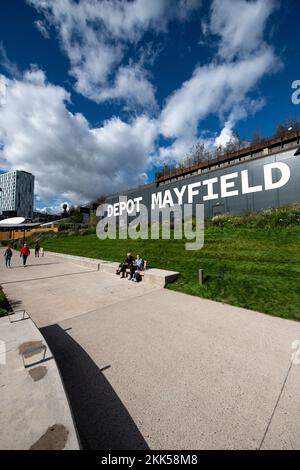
[0,0,299,212]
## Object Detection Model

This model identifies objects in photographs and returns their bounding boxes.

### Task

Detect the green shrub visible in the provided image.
[79,228,92,236]
[208,203,300,229]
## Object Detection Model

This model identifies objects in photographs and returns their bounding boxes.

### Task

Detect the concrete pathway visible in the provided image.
[1,249,300,450]
[0,313,80,450]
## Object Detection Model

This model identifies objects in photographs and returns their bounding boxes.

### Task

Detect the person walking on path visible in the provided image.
[3,245,13,268]
[35,241,40,258]
[20,243,30,267]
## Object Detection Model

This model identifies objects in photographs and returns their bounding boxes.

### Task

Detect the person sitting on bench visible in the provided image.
[129,255,144,280]
[119,253,134,278]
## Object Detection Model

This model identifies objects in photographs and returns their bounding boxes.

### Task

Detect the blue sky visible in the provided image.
[0,0,299,213]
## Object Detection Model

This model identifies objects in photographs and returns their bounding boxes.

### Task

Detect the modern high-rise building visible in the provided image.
[0,170,34,219]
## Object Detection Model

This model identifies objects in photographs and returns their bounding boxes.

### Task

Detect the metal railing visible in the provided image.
[155,130,300,184]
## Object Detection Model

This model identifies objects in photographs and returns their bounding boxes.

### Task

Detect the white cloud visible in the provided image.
[97,64,157,110]
[154,136,196,166]
[215,123,235,148]
[27,0,200,109]
[37,201,69,214]
[0,69,157,205]
[160,48,279,140]
[209,0,276,61]
[0,0,283,206]
[26,0,280,165]
[214,98,266,147]
[34,20,50,39]
[0,43,21,78]
[158,0,280,160]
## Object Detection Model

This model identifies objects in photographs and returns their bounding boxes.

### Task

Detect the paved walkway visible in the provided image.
[1,250,300,450]
[0,313,80,450]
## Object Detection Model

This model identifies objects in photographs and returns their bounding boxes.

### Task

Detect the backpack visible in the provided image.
[134,271,142,282]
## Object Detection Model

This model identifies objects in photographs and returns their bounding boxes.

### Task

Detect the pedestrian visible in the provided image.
[3,245,13,268]
[129,254,144,280]
[118,253,134,278]
[20,243,30,267]
[35,241,40,258]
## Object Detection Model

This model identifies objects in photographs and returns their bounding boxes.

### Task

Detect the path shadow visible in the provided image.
[8,298,22,310]
[2,270,96,285]
[9,262,61,269]
[40,324,149,450]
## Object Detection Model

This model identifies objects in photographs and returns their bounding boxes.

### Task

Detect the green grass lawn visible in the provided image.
[39,225,300,322]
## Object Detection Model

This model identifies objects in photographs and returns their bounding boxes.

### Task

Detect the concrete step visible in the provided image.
[99,262,120,275]
[0,313,80,450]
[45,252,180,288]
[143,268,180,287]
[100,263,179,287]
[44,251,104,270]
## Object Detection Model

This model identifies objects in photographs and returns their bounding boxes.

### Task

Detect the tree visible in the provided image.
[275,123,288,138]
[62,203,68,217]
[93,195,107,205]
[212,147,220,160]
[274,117,300,138]
[286,117,300,132]
[69,206,83,223]
[186,142,210,167]
[224,137,240,154]
[251,129,264,145]
[232,132,244,150]
[89,211,97,228]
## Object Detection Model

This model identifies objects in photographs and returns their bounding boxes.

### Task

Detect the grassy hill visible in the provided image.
[33,205,300,322]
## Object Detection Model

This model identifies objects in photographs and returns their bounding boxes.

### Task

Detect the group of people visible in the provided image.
[3,241,43,268]
[116,253,144,282]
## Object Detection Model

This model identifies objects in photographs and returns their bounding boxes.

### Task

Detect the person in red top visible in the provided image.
[20,243,30,267]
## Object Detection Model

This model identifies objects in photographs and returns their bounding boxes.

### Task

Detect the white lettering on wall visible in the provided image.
[203,178,219,201]
[220,173,239,198]
[264,162,291,191]
[241,170,263,194]
[173,185,187,205]
[134,197,143,212]
[151,192,162,210]
[188,182,201,203]
[162,190,174,208]
[106,162,292,217]
[107,205,113,217]
[113,203,119,216]
[127,199,134,214]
